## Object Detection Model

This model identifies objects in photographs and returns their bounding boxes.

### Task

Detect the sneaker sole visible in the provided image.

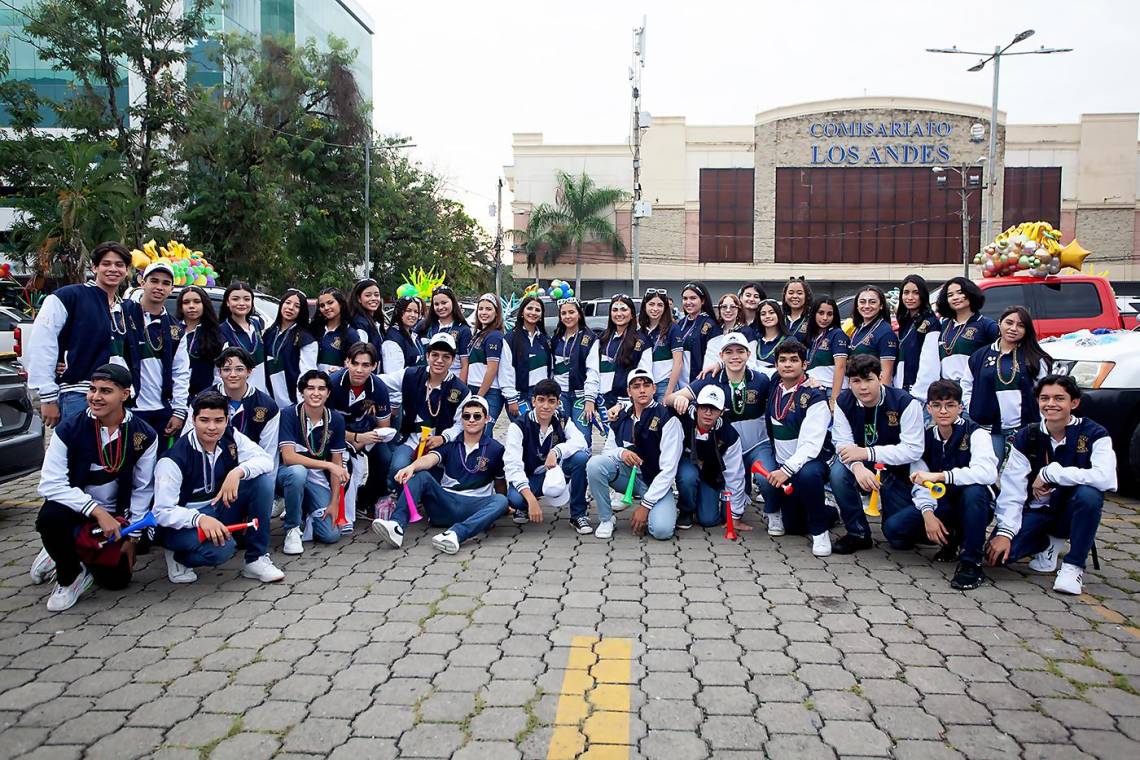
[282,545,303,556]
[573,525,595,535]
[242,569,285,582]
[371,521,402,549]
[168,573,198,584]
[812,550,832,557]
[768,529,785,537]
[431,539,459,555]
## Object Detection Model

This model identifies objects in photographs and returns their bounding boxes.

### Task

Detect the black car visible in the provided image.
[0,361,44,485]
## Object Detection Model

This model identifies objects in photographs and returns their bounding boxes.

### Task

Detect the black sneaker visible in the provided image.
[950,561,986,590]
[512,509,529,524]
[831,533,873,555]
[570,516,593,535]
[676,513,694,530]
[933,543,960,563]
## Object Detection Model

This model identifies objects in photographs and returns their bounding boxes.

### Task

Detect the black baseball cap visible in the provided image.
[90,363,133,389]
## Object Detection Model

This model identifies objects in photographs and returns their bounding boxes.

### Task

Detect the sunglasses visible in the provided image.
[611,293,630,301]
[433,286,454,295]
[644,288,668,296]
[558,297,580,306]
[461,412,485,421]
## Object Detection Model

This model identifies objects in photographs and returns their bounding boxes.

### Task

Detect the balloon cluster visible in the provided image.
[130,240,219,287]
[973,221,1091,278]
[396,266,446,300]
[522,279,575,300]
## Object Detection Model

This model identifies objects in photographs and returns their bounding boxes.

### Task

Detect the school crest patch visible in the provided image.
[331,336,342,349]
[228,443,238,459]
[448,389,461,402]
[886,411,899,427]
[582,335,592,347]
[799,392,811,409]
[476,456,489,472]
[959,435,970,450]
[745,390,758,404]
[133,432,148,451]
[917,321,929,334]
[1077,434,1089,453]
[254,407,269,423]
[701,322,711,335]
[170,324,183,341]
[648,417,661,432]
[963,328,977,340]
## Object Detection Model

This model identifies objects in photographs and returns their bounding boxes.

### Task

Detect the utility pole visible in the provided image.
[933,164,982,277]
[494,178,503,301]
[363,137,371,277]
[630,18,646,296]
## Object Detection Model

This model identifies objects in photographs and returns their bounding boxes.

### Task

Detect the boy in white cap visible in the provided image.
[586,368,683,540]
[504,379,592,533]
[675,384,747,529]
[375,395,507,554]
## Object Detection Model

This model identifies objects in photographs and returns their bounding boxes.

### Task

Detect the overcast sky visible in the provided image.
[364,0,1138,231]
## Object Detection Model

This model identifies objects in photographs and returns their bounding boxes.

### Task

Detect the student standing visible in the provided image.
[937,276,998,385]
[381,297,425,378]
[218,281,268,393]
[962,305,1052,462]
[753,299,789,371]
[638,289,683,401]
[500,295,552,421]
[805,296,848,409]
[419,285,472,381]
[467,294,506,425]
[894,275,941,403]
[28,241,132,426]
[311,288,355,373]
[550,298,597,443]
[737,282,768,332]
[30,364,158,611]
[263,289,318,408]
[781,277,813,342]
[177,286,225,399]
[676,282,721,384]
[583,294,650,422]
[347,279,386,359]
[847,285,898,385]
[703,293,757,371]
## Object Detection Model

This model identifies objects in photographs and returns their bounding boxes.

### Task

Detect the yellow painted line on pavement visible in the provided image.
[1080,594,1140,640]
[548,636,632,760]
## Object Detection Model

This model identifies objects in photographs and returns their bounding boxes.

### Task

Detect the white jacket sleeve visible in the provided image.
[723,436,747,515]
[381,341,406,382]
[642,416,682,509]
[128,439,158,525]
[994,446,1031,539]
[503,423,531,494]
[583,342,601,402]
[636,346,653,375]
[831,405,858,473]
[37,432,99,515]
[869,400,925,467]
[1040,436,1117,492]
[258,412,281,464]
[702,336,722,373]
[944,427,999,486]
[235,430,274,479]
[909,458,938,513]
[499,341,518,403]
[440,393,465,444]
[377,369,405,408]
[153,457,200,529]
[960,358,976,411]
[299,341,318,375]
[912,332,942,402]
[781,401,831,475]
[27,294,67,403]
[555,418,587,460]
[171,337,191,419]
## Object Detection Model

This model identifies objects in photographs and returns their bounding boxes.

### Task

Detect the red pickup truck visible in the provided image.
[975,275,1136,338]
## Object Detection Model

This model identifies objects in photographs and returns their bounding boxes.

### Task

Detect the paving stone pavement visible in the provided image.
[1,467,1139,759]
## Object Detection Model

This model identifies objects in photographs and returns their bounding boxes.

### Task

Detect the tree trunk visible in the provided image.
[575,242,582,297]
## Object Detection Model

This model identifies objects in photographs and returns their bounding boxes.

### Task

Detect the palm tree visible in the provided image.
[507,211,565,285]
[529,171,628,295]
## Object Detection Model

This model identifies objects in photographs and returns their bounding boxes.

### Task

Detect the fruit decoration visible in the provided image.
[973,222,1091,278]
[129,239,219,287]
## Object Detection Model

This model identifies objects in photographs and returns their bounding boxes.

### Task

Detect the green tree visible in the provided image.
[528,170,628,294]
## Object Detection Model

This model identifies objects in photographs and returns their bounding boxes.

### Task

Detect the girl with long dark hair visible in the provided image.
[848,285,898,384]
[805,296,848,409]
[584,294,651,421]
[753,299,789,370]
[961,305,1052,461]
[310,288,354,372]
[347,279,386,362]
[894,274,942,403]
[552,297,597,442]
[218,281,268,392]
[781,277,813,341]
[418,285,472,382]
[500,294,552,420]
[263,289,317,407]
[638,289,683,401]
[703,293,758,369]
[381,297,423,377]
[936,276,998,384]
[738,282,768,330]
[467,293,506,424]
[176,286,224,398]
[677,281,720,384]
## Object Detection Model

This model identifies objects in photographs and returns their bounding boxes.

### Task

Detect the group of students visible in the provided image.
[23,241,1118,612]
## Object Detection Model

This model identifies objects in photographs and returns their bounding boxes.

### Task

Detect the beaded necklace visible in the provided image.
[229,318,261,355]
[110,303,127,336]
[459,440,486,474]
[93,417,127,473]
[756,333,785,363]
[270,323,295,358]
[425,381,444,418]
[851,318,883,350]
[861,390,885,446]
[200,442,217,496]
[996,345,1021,385]
[303,407,332,457]
[727,374,748,415]
[941,315,973,354]
[772,377,806,422]
[142,313,163,353]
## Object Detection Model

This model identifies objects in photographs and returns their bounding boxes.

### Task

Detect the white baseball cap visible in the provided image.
[462,394,490,416]
[627,368,655,387]
[695,385,727,411]
[142,261,174,280]
[719,332,750,352]
[542,466,570,507]
[427,332,458,354]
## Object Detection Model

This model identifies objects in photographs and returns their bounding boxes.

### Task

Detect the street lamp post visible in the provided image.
[933,163,984,277]
[926,31,1072,243]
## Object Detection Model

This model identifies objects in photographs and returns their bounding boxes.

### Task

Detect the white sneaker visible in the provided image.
[611,494,630,513]
[164,550,198,584]
[371,518,404,549]
[767,511,786,537]
[29,547,56,585]
[1053,562,1084,595]
[595,519,615,540]
[812,532,832,557]
[46,567,93,612]
[1029,536,1066,573]
[241,555,285,582]
[283,527,303,555]
[271,498,286,519]
[431,530,460,555]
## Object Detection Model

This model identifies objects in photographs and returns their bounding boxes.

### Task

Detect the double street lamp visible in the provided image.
[927,30,1073,244]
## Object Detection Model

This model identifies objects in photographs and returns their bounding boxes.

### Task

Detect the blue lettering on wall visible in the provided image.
[803,119,956,165]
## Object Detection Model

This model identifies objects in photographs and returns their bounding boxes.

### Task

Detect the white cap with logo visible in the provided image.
[719,332,751,352]
[695,384,727,411]
[427,332,458,353]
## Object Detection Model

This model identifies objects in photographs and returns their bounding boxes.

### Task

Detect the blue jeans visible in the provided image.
[58,391,89,422]
[469,386,503,439]
[1004,485,1103,569]
[675,460,725,527]
[275,465,340,543]
[506,450,590,519]
[159,473,274,566]
[561,392,593,447]
[393,470,506,543]
[654,378,671,402]
[585,454,678,539]
[743,442,779,515]
[767,459,836,536]
[387,444,416,493]
[882,483,992,564]
[829,458,912,539]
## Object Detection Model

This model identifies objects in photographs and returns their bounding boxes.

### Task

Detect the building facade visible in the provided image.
[505,98,1140,297]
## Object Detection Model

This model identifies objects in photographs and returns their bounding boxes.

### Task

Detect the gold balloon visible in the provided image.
[1058,241,1091,271]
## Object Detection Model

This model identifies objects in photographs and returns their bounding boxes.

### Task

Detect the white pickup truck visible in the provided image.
[1045,329,1140,492]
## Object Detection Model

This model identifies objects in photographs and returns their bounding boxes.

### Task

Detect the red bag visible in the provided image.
[74,516,129,567]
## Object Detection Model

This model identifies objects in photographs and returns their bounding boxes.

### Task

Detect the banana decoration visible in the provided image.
[973,222,1092,279]
[129,239,220,287]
